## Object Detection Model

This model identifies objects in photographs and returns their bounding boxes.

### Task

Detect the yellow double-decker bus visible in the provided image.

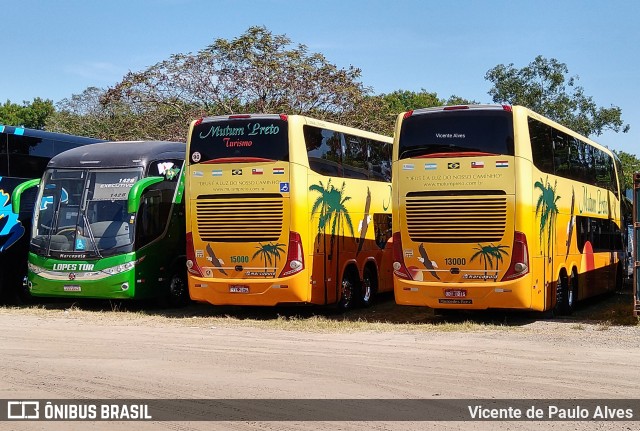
[185,114,393,309]
[392,105,625,314]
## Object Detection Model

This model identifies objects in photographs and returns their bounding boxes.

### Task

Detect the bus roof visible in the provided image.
[193,113,393,143]
[0,124,104,144]
[48,141,185,169]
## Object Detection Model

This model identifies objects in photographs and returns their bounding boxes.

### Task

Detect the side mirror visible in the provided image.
[11,178,41,214]
[127,176,164,213]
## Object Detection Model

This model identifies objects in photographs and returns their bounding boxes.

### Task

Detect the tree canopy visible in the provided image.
[0,98,54,129]
[485,55,630,137]
[47,26,372,141]
[614,150,640,192]
[40,31,636,181]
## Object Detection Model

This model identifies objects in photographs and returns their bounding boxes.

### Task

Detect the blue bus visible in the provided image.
[0,124,103,302]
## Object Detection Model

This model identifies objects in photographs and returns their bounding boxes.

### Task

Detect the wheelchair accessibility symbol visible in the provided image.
[279,182,290,193]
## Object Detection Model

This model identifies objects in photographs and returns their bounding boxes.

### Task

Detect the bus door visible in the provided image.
[309,205,338,305]
[543,228,556,310]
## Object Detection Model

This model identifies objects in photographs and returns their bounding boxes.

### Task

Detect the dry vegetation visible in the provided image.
[2,284,637,334]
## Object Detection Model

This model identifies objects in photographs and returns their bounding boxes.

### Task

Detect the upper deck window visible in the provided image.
[398,110,514,160]
[190,118,289,163]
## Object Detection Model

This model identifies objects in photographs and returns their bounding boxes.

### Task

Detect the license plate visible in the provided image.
[229,285,249,293]
[63,285,81,292]
[444,289,466,298]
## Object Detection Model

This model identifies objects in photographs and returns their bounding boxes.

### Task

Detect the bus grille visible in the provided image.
[405,194,507,243]
[196,196,284,242]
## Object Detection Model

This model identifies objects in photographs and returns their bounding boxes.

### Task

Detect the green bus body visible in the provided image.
[14,141,189,305]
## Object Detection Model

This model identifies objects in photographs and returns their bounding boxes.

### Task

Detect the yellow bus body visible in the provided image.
[185,114,393,307]
[392,105,624,313]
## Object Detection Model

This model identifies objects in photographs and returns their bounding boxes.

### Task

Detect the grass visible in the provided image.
[1,285,638,333]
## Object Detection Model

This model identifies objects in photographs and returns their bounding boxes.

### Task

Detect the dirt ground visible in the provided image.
[0,288,639,431]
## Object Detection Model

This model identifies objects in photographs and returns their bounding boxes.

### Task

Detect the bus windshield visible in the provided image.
[189,117,289,163]
[32,168,142,258]
[398,110,514,159]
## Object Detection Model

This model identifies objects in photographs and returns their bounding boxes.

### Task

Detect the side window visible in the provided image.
[343,134,369,179]
[529,118,554,175]
[135,162,181,248]
[7,134,51,178]
[305,125,342,177]
[136,190,172,248]
[369,140,392,182]
[148,159,183,182]
[552,129,570,179]
[0,132,8,176]
[614,157,624,198]
[373,213,392,249]
[594,150,614,192]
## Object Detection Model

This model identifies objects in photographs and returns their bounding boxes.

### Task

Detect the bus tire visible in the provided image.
[165,272,190,308]
[553,271,570,316]
[337,267,358,311]
[360,265,377,308]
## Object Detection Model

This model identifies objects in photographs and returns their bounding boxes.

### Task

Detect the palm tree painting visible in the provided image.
[534,176,561,257]
[309,179,355,260]
[488,244,509,281]
[470,244,495,280]
[309,179,333,245]
[470,243,510,281]
[252,242,286,278]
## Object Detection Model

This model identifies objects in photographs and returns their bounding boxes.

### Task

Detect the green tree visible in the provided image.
[75,26,370,141]
[47,86,188,141]
[614,150,640,193]
[485,55,629,137]
[0,98,54,129]
[346,90,476,137]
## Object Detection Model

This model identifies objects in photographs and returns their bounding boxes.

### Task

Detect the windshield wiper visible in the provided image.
[81,212,102,258]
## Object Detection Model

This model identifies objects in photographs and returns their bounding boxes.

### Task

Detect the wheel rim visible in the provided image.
[341,277,354,308]
[556,275,564,308]
[170,276,187,302]
[361,275,372,303]
[567,273,575,308]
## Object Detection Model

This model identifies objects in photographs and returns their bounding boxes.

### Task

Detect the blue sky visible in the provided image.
[1,0,638,155]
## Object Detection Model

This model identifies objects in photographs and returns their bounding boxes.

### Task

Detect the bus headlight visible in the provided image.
[101,262,135,275]
[28,262,44,275]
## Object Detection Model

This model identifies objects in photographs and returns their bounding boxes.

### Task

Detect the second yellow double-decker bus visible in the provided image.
[392,105,625,314]
[185,114,393,309]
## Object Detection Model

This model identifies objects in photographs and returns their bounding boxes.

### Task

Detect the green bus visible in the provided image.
[12,140,189,305]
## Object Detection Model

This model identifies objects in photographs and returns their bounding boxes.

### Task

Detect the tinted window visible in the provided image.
[529,117,617,194]
[398,110,514,159]
[304,125,391,182]
[0,132,8,175]
[369,138,392,182]
[190,118,289,164]
[305,126,342,176]
[7,134,50,178]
